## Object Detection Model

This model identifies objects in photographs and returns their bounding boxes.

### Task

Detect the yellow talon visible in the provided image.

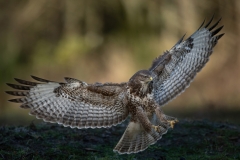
[152,125,161,132]
[168,120,178,128]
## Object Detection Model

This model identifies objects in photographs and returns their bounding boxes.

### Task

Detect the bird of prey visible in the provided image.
[6,17,224,154]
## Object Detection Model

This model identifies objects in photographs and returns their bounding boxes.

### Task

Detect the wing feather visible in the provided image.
[6,76,129,129]
[150,17,224,106]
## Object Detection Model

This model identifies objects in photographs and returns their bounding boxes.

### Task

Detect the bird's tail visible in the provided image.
[113,121,167,154]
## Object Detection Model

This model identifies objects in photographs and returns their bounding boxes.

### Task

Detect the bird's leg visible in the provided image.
[155,107,178,128]
[164,115,179,128]
[136,106,163,133]
[151,125,161,133]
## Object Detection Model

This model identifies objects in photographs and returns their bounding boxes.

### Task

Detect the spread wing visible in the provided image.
[6,76,129,128]
[149,17,224,106]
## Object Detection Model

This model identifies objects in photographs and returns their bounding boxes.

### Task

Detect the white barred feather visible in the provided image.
[6,17,224,155]
[7,78,129,129]
[151,18,224,106]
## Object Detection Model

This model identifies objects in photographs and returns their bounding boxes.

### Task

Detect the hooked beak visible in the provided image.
[145,76,153,83]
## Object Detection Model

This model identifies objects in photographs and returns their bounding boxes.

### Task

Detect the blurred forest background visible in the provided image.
[1,0,240,125]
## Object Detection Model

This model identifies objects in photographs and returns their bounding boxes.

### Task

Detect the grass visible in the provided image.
[0,119,240,160]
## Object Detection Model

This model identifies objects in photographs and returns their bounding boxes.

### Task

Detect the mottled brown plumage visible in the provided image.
[6,17,224,154]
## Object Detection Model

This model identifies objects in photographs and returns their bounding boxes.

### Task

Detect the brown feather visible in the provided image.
[6,83,31,90]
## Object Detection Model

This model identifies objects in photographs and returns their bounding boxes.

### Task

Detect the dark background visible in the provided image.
[1,0,240,125]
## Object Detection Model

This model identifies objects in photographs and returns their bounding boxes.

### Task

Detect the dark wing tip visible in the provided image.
[8,99,16,102]
[6,83,16,88]
[31,75,51,83]
[208,18,222,31]
[211,26,224,36]
[8,98,23,103]
[6,83,12,87]
[5,91,28,96]
[216,33,225,40]
[197,19,205,30]
[5,91,12,95]
[14,78,39,86]
[6,83,31,90]
[204,15,214,28]
[14,78,22,82]
[175,34,186,45]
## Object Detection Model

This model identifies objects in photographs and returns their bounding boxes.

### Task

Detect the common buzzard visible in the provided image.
[6,17,224,154]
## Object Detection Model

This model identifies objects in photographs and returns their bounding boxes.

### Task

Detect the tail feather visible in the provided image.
[113,121,167,154]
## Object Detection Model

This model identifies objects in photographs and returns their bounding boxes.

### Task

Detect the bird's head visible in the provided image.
[128,70,153,97]
[129,70,153,84]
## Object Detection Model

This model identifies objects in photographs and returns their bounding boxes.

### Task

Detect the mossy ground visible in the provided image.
[0,119,240,160]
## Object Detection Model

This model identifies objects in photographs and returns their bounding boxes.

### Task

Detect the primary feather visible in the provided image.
[6,17,224,154]
[150,17,224,106]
